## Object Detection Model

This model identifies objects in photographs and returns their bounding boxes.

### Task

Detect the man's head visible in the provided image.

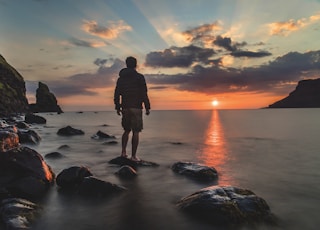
[126,56,137,68]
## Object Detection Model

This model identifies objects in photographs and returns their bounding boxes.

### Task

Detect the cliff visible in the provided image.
[0,55,29,115]
[268,78,320,108]
[29,82,63,113]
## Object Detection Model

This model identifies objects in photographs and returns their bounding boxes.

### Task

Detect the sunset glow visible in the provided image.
[1,1,319,111]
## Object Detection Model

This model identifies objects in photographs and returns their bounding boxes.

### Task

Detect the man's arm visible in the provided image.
[114,79,122,115]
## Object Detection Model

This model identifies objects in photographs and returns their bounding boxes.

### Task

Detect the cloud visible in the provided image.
[231,50,272,58]
[268,13,320,36]
[33,58,125,97]
[213,35,247,52]
[82,20,132,39]
[68,37,107,48]
[146,50,320,95]
[145,45,216,67]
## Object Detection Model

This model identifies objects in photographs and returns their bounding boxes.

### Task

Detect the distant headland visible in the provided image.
[268,78,320,108]
[0,54,62,115]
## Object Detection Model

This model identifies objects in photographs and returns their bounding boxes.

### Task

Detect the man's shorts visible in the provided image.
[121,108,143,132]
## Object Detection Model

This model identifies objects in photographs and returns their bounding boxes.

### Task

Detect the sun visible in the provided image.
[211,100,219,107]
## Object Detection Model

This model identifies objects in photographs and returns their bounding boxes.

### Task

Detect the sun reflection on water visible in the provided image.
[198,110,234,185]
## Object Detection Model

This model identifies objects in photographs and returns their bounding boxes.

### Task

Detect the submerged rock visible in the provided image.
[171,162,218,181]
[115,165,137,179]
[0,198,40,230]
[17,129,41,145]
[91,130,115,139]
[177,185,277,226]
[24,114,46,124]
[57,126,84,136]
[56,166,93,189]
[109,156,159,168]
[45,152,64,159]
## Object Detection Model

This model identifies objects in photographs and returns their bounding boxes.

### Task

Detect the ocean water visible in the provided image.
[26,109,320,230]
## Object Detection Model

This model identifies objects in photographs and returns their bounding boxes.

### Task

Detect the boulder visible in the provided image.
[0,146,55,199]
[171,162,218,181]
[78,176,126,197]
[57,126,84,136]
[29,82,63,113]
[109,156,159,168]
[56,166,93,189]
[91,130,115,139]
[177,185,277,226]
[0,198,40,230]
[45,152,64,159]
[115,165,137,179]
[0,131,19,152]
[24,114,46,124]
[17,129,41,145]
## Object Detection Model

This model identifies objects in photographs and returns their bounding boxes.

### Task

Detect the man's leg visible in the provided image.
[131,131,140,160]
[121,130,130,157]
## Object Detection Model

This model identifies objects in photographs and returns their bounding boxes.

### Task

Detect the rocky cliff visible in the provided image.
[268,78,320,108]
[0,55,29,115]
[29,82,63,113]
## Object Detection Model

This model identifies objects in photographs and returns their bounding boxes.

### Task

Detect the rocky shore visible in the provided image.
[0,113,278,229]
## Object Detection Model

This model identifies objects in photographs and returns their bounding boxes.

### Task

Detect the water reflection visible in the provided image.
[198,110,233,185]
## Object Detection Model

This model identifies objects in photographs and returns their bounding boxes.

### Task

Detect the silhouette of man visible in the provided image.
[114,56,151,161]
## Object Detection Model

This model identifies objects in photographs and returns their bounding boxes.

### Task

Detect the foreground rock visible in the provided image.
[29,82,63,113]
[0,198,40,230]
[57,126,84,136]
[115,165,137,179]
[91,130,115,139]
[56,166,126,197]
[177,185,277,227]
[0,130,19,152]
[109,156,159,168]
[0,146,55,199]
[171,162,218,181]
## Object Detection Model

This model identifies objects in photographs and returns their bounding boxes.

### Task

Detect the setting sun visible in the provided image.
[212,100,219,107]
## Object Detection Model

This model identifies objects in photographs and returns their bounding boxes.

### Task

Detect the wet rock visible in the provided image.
[109,156,159,168]
[56,166,93,189]
[0,131,19,152]
[0,198,40,230]
[91,130,115,139]
[78,176,126,197]
[24,114,46,124]
[177,185,277,226]
[45,152,64,159]
[171,162,218,181]
[58,144,70,150]
[0,146,55,199]
[116,165,137,179]
[57,126,84,136]
[103,140,118,145]
[15,121,30,129]
[17,129,41,145]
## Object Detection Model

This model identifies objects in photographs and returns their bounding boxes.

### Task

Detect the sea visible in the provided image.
[25,109,320,230]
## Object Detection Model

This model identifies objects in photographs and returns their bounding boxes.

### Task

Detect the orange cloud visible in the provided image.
[82,20,132,39]
[268,13,320,36]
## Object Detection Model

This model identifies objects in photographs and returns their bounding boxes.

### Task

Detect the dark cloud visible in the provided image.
[182,22,221,45]
[231,50,272,58]
[146,50,320,95]
[145,45,215,68]
[69,38,95,48]
[94,58,107,66]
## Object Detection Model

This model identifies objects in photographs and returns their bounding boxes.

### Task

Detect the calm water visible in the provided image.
[27,109,320,230]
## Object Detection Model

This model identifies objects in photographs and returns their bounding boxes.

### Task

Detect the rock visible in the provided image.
[0,54,30,115]
[115,165,137,179]
[0,198,40,230]
[109,156,159,168]
[91,130,115,139]
[0,146,55,199]
[0,131,19,152]
[17,129,41,145]
[15,121,30,129]
[177,185,277,226]
[29,82,63,113]
[268,78,320,108]
[57,126,84,136]
[58,144,70,150]
[56,166,93,189]
[102,140,118,145]
[171,162,218,181]
[45,152,64,159]
[24,114,46,124]
[78,176,126,197]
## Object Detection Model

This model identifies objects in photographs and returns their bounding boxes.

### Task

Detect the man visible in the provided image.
[114,56,151,161]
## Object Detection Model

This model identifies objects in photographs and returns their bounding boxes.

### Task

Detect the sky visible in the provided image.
[1,0,320,111]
